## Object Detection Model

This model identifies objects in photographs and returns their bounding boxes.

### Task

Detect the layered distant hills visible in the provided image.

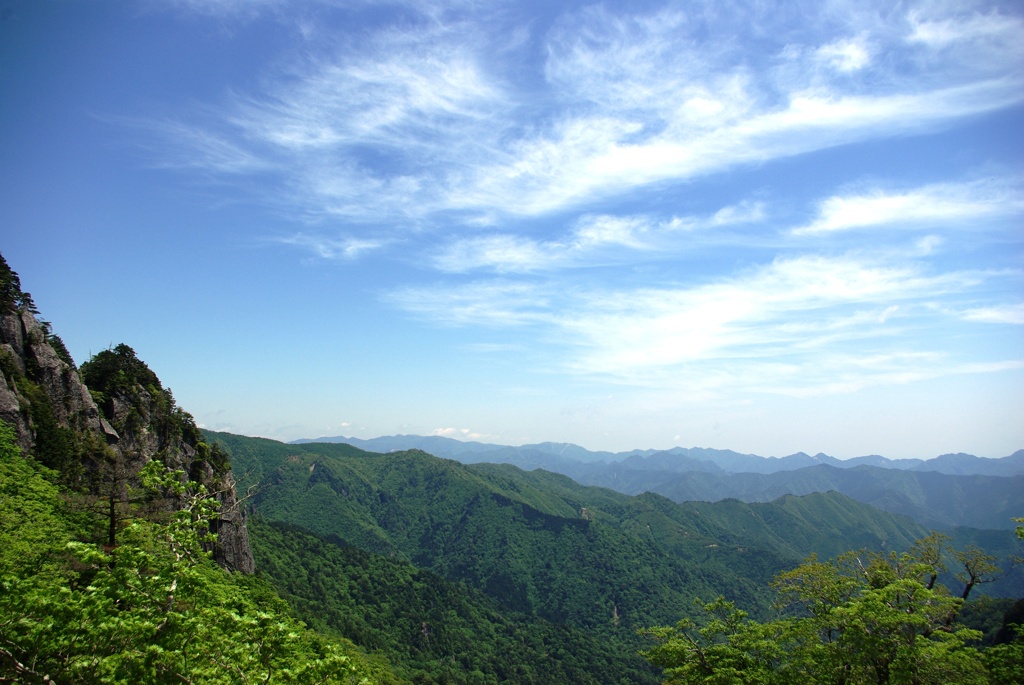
[293,435,1024,530]
[207,431,933,683]
[293,434,1024,475]
[211,430,1022,681]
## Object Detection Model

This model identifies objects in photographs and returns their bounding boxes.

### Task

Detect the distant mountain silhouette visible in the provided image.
[292,435,1024,529]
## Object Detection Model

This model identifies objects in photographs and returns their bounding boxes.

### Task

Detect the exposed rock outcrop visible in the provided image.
[0,255,254,573]
[0,309,112,450]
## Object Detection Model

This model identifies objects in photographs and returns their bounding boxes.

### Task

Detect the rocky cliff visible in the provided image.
[0,254,254,573]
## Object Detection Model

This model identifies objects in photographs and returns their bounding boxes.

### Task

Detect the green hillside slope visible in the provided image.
[205,432,949,642]
[206,430,1023,682]
[250,518,660,685]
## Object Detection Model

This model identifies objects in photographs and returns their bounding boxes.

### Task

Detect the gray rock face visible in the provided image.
[1,309,106,450]
[0,369,22,440]
[24,312,107,433]
[0,314,25,363]
[0,307,254,574]
[210,469,254,573]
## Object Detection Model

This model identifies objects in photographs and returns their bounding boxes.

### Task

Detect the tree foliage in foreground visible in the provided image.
[643,534,1024,685]
[0,421,393,684]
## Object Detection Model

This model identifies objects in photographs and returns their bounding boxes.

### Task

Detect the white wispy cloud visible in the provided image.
[277,233,387,260]
[664,201,766,232]
[431,202,763,273]
[432,234,559,273]
[387,252,1011,396]
[387,280,552,327]
[572,215,650,249]
[233,39,503,153]
[961,303,1024,325]
[908,6,1024,50]
[760,357,1024,398]
[793,178,1024,235]
[431,214,656,273]
[433,78,1023,217]
[140,0,1024,231]
[431,427,491,440]
[135,118,275,175]
[559,255,977,375]
[816,37,872,73]
[148,0,287,16]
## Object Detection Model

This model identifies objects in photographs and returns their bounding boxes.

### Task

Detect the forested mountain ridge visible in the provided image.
[296,433,1024,476]
[297,435,1024,530]
[206,429,1023,682]
[639,464,1024,530]
[210,429,934,610]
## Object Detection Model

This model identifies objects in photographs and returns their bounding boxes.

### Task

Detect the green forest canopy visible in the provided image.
[642,538,1024,685]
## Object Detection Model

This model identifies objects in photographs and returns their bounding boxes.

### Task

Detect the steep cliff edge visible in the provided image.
[0,254,253,573]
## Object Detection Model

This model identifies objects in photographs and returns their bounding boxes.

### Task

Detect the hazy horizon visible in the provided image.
[279,430,1022,462]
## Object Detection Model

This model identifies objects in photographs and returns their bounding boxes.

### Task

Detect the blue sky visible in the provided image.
[2,0,1022,458]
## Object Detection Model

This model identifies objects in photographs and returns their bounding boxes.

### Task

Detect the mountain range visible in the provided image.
[293,434,1024,530]
[294,433,1024,476]
[211,429,1023,682]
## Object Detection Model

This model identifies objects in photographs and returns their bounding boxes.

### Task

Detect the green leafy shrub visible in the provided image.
[642,541,1015,685]
[0,422,393,684]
